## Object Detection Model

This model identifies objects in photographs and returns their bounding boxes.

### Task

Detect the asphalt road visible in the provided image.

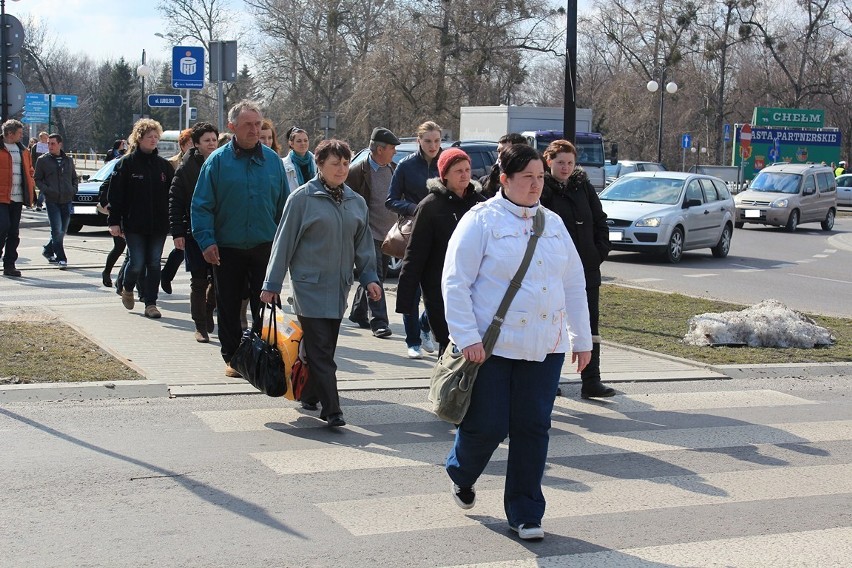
[602,215,852,318]
[3,374,851,567]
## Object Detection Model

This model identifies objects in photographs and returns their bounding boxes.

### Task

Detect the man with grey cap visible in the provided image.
[346,127,400,338]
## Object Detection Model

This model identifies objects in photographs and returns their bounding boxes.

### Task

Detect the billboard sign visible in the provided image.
[732,125,841,179]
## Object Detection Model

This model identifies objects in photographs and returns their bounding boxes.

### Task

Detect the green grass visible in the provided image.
[0,322,144,384]
[600,284,852,365]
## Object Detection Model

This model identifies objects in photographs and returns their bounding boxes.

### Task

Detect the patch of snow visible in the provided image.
[683,299,835,348]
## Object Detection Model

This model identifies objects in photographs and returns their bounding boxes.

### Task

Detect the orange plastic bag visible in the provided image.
[262,312,303,400]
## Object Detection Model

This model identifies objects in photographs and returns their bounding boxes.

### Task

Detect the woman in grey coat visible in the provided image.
[261,139,382,427]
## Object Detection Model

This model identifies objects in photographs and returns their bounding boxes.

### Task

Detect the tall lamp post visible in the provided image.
[136,49,151,120]
[646,70,678,164]
[1,0,22,122]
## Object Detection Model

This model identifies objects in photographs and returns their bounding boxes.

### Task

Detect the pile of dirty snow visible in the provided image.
[683,299,834,348]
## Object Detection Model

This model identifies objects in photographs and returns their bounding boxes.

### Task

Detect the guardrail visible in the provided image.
[68,153,106,171]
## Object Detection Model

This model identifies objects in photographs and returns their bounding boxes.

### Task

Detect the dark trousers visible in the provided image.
[44,201,72,262]
[581,285,602,383]
[423,294,449,354]
[446,352,564,528]
[297,316,343,419]
[402,285,431,347]
[161,247,185,284]
[104,236,126,276]
[0,201,23,269]
[349,239,389,329]
[124,232,167,307]
[212,243,272,363]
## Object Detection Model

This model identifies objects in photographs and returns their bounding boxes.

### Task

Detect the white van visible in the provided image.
[734,163,836,231]
[157,130,181,159]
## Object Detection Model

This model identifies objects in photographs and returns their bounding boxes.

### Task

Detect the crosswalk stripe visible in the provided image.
[316,463,852,536]
[193,390,816,432]
[439,526,852,567]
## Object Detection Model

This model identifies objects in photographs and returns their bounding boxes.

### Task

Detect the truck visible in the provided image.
[458,106,614,191]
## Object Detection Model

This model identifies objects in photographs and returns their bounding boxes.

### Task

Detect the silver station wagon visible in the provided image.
[599,171,736,263]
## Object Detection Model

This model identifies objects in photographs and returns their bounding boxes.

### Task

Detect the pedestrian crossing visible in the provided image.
[189,387,852,566]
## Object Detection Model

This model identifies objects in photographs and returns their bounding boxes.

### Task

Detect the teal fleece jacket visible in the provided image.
[191,140,290,250]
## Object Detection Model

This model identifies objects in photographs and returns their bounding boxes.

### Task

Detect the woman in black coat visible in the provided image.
[107,119,174,319]
[396,148,486,355]
[168,122,219,342]
[541,139,614,399]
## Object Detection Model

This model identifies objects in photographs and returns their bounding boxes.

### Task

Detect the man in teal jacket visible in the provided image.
[191,100,290,376]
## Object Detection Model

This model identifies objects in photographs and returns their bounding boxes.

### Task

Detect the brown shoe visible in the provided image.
[121,289,135,310]
[224,364,242,378]
[144,305,162,319]
[194,329,209,343]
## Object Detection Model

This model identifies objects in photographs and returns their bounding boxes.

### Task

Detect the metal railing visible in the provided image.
[68,153,106,171]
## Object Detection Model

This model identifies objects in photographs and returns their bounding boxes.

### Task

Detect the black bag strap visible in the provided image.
[480,208,545,356]
[261,303,278,345]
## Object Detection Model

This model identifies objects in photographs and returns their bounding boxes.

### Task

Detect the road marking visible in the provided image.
[823,249,837,253]
[789,272,852,285]
[813,254,829,258]
[794,259,815,263]
[629,278,663,283]
[682,273,718,278]
[317,463,852,535]
[440,527,852,567]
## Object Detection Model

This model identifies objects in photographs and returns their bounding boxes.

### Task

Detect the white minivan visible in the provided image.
[734,163,836,232]
[157,130,181,159]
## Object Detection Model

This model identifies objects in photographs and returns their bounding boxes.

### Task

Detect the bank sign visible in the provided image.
[732,125,841,180]
[752,107,825,129]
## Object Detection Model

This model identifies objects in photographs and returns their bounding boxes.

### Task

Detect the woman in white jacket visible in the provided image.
[282,126,315,191]
[442,144,592,541]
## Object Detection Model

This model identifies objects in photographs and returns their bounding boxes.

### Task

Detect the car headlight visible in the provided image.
[770,198,789,208]
[635,217,662,227]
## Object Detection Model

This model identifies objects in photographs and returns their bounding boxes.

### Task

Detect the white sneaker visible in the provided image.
[420,331,436,353]
[407,346,423,359]
[511,523,544,540]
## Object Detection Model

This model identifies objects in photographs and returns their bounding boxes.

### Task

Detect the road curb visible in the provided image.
[0,380,169,403]
[710,362,852,379]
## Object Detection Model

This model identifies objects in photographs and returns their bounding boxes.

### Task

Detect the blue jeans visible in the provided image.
[446,352,565,528]
[44,202,72,262]
[402,285,431,347]
[123,232,167,306]
[0,201,23,269]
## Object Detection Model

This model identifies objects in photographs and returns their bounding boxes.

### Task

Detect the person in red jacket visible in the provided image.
[0,119,36,277]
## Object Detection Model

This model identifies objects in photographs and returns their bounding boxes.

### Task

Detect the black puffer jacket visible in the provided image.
[106,148,174,235]
[396,177,486,325]
[540,168,611,287]
[168,148,205,239]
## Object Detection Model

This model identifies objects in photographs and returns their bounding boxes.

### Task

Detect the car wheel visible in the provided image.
[734,221,744,229]
[821,209,835,231]
[664,227,684,263]
[67,221,83,234]
[386,256,402,278]
[784,209,799,232]
[711,225,732,258]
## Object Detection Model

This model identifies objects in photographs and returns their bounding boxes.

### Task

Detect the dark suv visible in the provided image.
[68,159,118,233]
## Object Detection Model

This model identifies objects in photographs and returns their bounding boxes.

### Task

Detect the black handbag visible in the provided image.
[230,303,289,397]
[429,209,545,424]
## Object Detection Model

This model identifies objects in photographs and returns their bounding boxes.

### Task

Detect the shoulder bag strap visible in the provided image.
[480,208,546,355]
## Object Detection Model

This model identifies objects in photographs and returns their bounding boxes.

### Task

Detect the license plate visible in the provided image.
[609,230,624,241]
[744,209,761,218]
[73,206,98,215]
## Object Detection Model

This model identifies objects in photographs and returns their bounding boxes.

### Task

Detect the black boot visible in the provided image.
[580,343,615,399]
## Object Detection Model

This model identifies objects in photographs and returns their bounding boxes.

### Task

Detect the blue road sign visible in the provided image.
[172,46,205,89]
[148,94,183,107]
[25,92,49,104]
[724,123,731,142]
[52,94,78,108]
[682,133,691,149]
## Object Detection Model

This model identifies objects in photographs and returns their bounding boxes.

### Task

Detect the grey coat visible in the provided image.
[34,151,78,204]
[263,176,380,318]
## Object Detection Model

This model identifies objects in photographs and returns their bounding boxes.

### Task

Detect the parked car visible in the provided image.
[604,160,665,187]
[599,171,735,263]
[68,159,119,233]
[835,174,852,206]
[689,165,746,194]
[350,140,498,179]
[734,163,836,232]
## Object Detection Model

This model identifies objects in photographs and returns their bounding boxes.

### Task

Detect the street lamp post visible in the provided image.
[646,69,678,164]
[136,49,151,121]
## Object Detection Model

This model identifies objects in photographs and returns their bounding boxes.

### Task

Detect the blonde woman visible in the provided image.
[107,118,174,318]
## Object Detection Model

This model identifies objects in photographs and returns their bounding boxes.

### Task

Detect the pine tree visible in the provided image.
[92,59,138,153]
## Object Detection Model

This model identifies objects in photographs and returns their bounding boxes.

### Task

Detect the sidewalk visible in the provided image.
[2,215,729,400]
